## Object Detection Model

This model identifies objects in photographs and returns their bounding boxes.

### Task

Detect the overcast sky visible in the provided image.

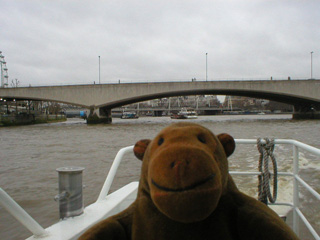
[1,0,319,87]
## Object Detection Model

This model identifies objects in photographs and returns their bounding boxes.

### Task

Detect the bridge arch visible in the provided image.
[97,88,318,109]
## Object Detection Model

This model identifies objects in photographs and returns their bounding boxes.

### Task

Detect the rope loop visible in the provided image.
[257,138,278,205]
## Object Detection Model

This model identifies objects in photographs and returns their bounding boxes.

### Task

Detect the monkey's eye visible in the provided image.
[197,134,206,144]
[158,137,164,146]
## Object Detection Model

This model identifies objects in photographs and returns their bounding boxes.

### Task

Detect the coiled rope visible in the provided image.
[257,138,278,205]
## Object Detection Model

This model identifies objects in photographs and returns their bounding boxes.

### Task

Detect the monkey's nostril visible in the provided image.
[170,160,190,168]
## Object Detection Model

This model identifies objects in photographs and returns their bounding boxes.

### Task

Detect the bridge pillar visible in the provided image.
[293,104,320,120]
[86,106,112,124]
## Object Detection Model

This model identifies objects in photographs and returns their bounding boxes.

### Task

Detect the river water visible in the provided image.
[0,115,319,240]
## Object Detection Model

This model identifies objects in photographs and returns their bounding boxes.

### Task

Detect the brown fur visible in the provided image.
[80,123,299,240]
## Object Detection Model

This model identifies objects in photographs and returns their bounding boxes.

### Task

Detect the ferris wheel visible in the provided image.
[0,51,9,88]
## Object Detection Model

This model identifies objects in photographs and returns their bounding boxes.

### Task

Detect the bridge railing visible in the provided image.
[7,78,315,88]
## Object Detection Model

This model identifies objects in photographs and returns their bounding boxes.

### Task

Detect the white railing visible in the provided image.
[97,139,320,240]
[232,139,320,240]
[0,188,48,237]
[97,146,134,201]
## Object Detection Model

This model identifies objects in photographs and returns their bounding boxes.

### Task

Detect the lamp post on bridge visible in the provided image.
[98,56,101,84]
[310,51,313,79]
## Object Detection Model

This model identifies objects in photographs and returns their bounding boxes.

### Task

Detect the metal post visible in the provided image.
[99,56,101,84]
[292,145,300,236]
[55,167,85,219]
[310,51,313,79]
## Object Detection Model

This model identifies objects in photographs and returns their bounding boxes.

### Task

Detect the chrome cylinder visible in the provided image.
[55,167,85,219]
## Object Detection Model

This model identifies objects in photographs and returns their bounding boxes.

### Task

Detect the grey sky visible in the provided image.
[1,0,319,86]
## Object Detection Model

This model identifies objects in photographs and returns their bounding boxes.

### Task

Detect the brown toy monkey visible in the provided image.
[80,123,299,240]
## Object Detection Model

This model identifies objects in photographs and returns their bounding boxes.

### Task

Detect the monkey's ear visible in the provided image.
[133,139,151,160]
[217,133,235,157]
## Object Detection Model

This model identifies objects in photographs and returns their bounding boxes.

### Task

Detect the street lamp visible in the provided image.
[206,53,208,81]
[310,51,314,79]
[98,56,101,84]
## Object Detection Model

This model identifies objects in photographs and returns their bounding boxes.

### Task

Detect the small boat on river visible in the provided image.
[171,108,198,119]
[121,112,139,119]
[0,139,319,240]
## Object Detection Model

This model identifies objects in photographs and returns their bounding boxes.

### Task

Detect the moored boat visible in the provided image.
[121,112,139,119]
[171,108,198,119]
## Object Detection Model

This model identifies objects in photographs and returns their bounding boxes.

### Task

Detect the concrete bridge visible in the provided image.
[1,79,319,123]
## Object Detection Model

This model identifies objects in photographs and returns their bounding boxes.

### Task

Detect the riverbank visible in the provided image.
[0,114,66,126]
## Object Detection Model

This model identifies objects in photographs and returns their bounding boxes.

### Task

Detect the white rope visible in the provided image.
[257,138,278,204]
